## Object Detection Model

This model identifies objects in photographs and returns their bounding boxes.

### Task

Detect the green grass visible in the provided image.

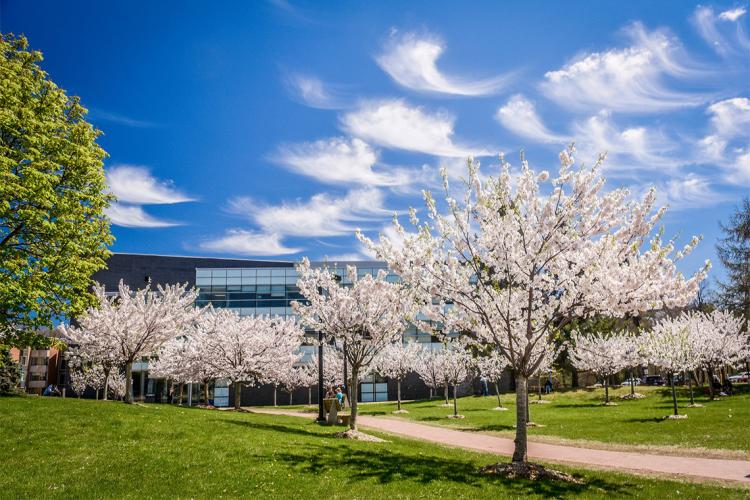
[1,397,748,498]
[354,385,750,453]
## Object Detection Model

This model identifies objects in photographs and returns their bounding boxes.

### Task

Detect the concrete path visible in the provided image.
[253,408,750,485]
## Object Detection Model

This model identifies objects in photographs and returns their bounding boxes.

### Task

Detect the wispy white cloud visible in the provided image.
[572,110,682,173]
[200,230,301,256]
[495,94,569,144]
[283,73,347,109]
[105,165,194,228]
[105,204,181,228]
[275,137,412,187]
[107,165,194,205]
[699,97,750,184]
[376,30,513,96]
[693,6,750,56]
[719,7,747,21]
[91,110,157,128]
[228,188,391,238]
[340,99,489,157]
[652,174,726,209]
[540,23,710,113]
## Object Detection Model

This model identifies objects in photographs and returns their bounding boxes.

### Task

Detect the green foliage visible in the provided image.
[0,397,744,498]
[0,345,20,394]
[0,34,113,347]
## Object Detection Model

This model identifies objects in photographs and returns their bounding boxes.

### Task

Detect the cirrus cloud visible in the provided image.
[540,23,710,113]
[340,99,490,157]
[376,31,513,96]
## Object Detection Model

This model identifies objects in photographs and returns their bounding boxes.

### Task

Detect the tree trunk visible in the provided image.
[204,382,210,405]
[670,372,678,416]
[512,375,529,463]
[525,379,530,423]
[95,389,99,400]
[234,382,242,410]
[687,371,695,406]
[452,384,459,416]
[124,361,133,404]
[308,386,312,405]
[396,379,402,411]
[179,383,184,405]
[429,387,433,400]
[495,381,502,408]
[537,374,542,401]
[349,366,359,430]
[103,370,109,401]
[571,367,579,389]
[273,384,277,407]
[289,392,293,405]
[444,384,449,405]
[630,368,635,396]
[604,378,609,404]
[707,367,715,400]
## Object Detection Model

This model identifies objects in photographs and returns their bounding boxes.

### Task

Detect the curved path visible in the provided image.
[253,408,750,485]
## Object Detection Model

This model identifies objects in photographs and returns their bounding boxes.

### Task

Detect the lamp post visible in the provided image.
[316,330,325,422]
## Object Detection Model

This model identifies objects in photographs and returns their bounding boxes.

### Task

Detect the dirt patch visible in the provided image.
[480,461,584,484]
[332,429,387,442]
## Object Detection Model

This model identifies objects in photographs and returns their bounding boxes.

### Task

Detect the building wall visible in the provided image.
[10,346,62,394]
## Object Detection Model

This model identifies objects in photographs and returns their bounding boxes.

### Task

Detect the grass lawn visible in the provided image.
[354,385,750,454]
[1,397,748,498]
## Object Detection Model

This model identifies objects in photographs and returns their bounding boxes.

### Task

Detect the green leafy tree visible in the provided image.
[717,198,750,326]
[1,34,112,347]
[0,346,20,394]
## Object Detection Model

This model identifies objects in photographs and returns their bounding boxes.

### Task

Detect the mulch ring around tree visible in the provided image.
[332,429,387,442]
[480,462,584,484]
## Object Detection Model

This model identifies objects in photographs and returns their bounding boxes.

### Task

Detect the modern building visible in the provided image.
[80,253,467,407]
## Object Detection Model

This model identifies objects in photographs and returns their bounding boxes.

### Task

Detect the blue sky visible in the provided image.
[2,1,749,285]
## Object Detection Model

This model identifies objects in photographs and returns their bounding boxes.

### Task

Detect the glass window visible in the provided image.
[196,276,211,287]
[271,268,286,277]
[227,277,242,285]
[256,276,271,285]
[241,275,256,285]
[227,269,241,277]
[285,276,298,285]
[196,269,211,278]
[211,276,227,286]
[257,269,271,277]
[241,268,256,277]
[211,269,227,278]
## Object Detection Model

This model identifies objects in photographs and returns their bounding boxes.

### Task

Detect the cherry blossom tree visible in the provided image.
[642,314,701,418]
[201,308,304,410]
[568,331,630,404]
[371,341,422,413]
[693,310,749,399]
[150,336,197,404]
[277,364,315,405]
[441,342,471,418]
[475,350,509,410]
[360,146,707,465]
[63,327,122,401]
[414,346,448,404]
[65,280,201,403]
[68,368,88,398]
[293,257,413,431]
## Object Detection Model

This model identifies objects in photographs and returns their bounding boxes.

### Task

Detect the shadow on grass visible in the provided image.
[621,417,665,424]
[269,444,630,497]
[219,419,327,438]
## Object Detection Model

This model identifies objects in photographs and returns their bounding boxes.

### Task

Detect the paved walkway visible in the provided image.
[253,408,750,484]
